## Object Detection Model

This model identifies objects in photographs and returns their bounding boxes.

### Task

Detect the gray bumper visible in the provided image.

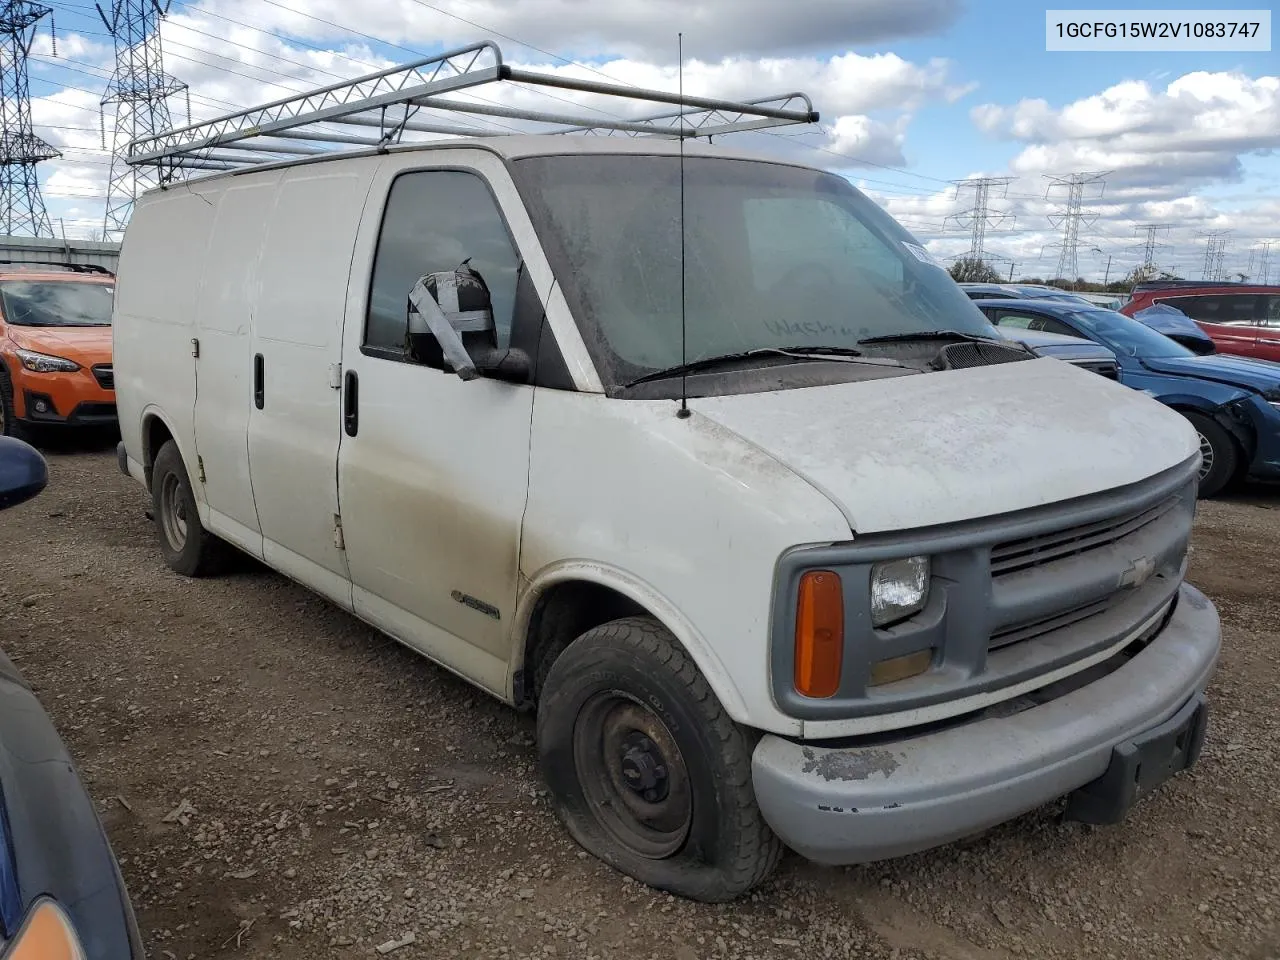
[751,581,1221,865]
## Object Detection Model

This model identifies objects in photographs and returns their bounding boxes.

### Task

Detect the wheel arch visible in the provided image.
[138,406,188,491]
[512,561,752,724]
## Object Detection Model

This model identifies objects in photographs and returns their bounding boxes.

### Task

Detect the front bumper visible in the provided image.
[0,648,143,959]
[751,581,1220,865]
[20,388,117,427]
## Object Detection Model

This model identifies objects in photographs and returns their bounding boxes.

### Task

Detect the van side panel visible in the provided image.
[192,177,279,556]
[113,189,217,487]
[246,164,376,608]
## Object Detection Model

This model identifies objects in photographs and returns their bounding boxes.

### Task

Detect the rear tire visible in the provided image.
[1183,412,1238,499]
[537,616,783,903]
[151,440,230,576]
[0,366,31,443]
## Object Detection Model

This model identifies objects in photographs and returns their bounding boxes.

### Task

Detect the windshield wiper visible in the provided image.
[858,330,1001,346]
[624,346,899,388]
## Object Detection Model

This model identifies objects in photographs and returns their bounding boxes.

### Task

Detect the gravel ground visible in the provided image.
[1,437,1277,960]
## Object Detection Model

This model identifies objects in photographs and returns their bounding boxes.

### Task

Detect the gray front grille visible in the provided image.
[990,494,1181,578]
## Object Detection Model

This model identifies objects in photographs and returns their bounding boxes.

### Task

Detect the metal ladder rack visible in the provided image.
[125,40,819,180]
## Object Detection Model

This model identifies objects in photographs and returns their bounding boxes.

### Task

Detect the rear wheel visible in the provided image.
[0,366,30,442]
[151,440,230,576]
[1183,411,1238,499]
[537,616,782,903]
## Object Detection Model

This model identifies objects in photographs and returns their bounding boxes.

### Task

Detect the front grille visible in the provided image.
[92,364,114,390]
[990,494,1181,578]
[932,341,1032,371]
[989,598,1112,650]
[1075,360,1119,380]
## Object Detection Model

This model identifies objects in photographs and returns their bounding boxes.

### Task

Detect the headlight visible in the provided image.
[15,349,79,374]
[1270,401,1280,413]
[1,899,87,958]
[870,556,930,627]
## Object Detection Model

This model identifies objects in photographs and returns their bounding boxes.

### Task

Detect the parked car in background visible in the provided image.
[0,435,144,959]
[974,297,1280,497]
[1121,280,1280,363]
[1074,292,1125,310]
[994,326,1119,379]
[1128,302,1218,355]
[958,282,1092,304]
[0,262,117,441]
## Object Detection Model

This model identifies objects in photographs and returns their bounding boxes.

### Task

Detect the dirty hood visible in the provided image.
[691,357,1198,534]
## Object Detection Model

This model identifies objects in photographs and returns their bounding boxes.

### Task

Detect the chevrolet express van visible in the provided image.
[113,135,1220,902]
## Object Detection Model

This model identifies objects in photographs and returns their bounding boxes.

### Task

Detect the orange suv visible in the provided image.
[0,262,116,441]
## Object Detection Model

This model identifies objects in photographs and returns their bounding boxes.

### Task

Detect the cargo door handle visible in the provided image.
[253,354,265,409]
[344,369,358,437]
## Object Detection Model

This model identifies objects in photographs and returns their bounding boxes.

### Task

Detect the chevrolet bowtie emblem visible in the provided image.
[1118,555,1156,589]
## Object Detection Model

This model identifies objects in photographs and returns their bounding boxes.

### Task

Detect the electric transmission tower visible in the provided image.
[1199,232,1230,281]
[944,176,1016,263]
[1135,223,1174,275]
[99,0,187,242]
[0,1,59,237]
[1259,240,1274,285]
[1044,172,1108,282]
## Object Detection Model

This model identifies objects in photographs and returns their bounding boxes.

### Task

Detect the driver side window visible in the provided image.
[365,170,520,366]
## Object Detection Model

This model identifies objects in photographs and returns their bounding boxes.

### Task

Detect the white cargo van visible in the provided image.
[113,46,1220,902]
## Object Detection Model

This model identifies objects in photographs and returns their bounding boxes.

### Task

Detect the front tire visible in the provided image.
[1183,412,1238,499]
[0,366,31,442]
[537,616,783,902]
[151,440,230,576]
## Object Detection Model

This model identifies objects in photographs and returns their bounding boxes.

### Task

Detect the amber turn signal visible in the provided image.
[794,570,844,698]
[4,899,87,960]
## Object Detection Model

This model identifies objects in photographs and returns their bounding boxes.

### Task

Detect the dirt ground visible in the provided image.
[1,435,1278,960]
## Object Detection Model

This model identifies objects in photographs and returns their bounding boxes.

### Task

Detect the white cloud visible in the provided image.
[196,0,963,62]
[972,71,1280,191]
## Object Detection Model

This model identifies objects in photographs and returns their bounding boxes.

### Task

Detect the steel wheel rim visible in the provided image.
[1197,432,1214,481]
[572,691,692,860]
[159,473,188,551]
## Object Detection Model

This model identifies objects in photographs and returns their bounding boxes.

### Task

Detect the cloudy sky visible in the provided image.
[25,0,1280,282]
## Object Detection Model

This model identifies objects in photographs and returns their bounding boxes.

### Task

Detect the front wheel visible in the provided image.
[537,616,783,902]
[1183,411,1238,499]
[0,367,30,442]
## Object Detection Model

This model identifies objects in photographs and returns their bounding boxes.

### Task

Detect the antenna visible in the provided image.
[676,32,691,420]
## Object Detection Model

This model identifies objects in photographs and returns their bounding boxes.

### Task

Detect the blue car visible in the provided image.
[972,298,1280,498]
[0,436,144,959]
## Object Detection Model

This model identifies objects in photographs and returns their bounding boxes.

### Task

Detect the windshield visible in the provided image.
[512,155,994,386]
[0,280,114,327]
[1068,308,1194,359]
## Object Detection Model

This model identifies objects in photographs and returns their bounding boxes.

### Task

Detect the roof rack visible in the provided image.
[1131,279,1279,293]
[0,261,115,276]
[125,40,819,180]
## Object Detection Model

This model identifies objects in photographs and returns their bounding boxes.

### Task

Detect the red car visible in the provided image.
[1121,281,1280,363]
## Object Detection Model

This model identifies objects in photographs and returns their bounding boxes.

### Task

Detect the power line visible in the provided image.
[0,1,59,236]
[99,0,188,241]
[943,176,1015,262]
[1198,231,1230,281]
[1043,171,1108,281]
[1136,223,1174,274]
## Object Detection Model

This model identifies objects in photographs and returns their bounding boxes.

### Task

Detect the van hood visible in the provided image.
[1141,353,1280,394]
[692,357,1197,534]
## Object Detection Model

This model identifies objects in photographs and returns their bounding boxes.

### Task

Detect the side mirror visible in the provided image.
[407,262,523,383]
[0,436,48,511]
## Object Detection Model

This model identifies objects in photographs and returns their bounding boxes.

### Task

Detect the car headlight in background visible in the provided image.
[15,350,79,374]
[870,556,930,627]
[1,899,87,959]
